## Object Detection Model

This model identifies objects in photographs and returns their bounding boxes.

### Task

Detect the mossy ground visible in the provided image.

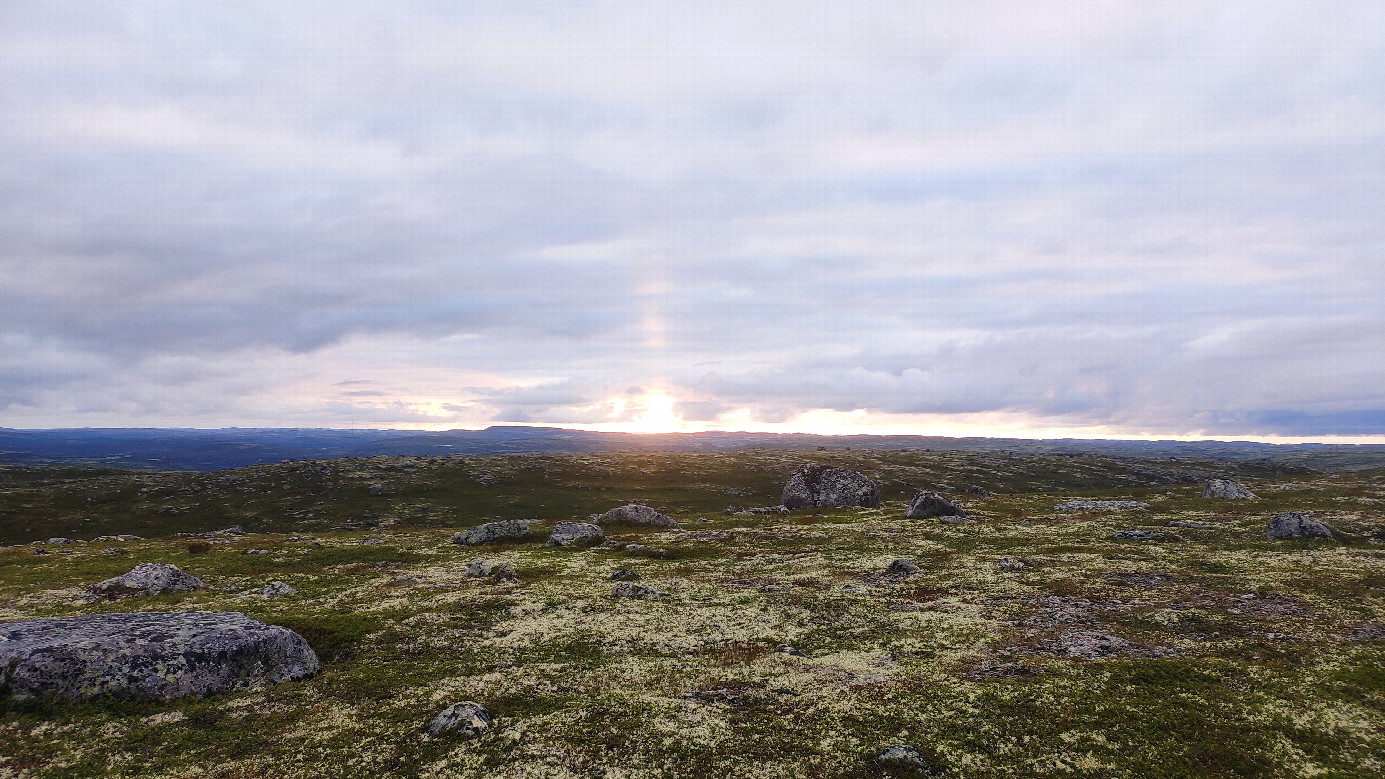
[1,450,1383,777]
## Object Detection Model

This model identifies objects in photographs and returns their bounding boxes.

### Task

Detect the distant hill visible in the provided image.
[2,427,1383,472]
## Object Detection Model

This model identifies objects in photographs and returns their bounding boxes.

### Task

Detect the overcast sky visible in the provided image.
[2,1,1382,439]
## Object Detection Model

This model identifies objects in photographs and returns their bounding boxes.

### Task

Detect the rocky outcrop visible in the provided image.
[0,611,319,700]
[1202,479,1256,500]
[452,519,532,546]
[90,563,203,598]
[904,492,964,519]
[546,521,604,547]
[597,504,679,528]
[426,701,493,737]
[1267,511,1335,540]
[781,464,880,509]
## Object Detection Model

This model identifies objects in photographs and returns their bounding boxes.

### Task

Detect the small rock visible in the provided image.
[872,745,940,777]
[996,557,1026,570]
[367,485,383,496]
[597,504,680,529]
[1110,529,1165,542]
[611,581,666,599]
[1054,631,1132,659]
[624,543,665,557]
[1167,521,1215,530]
[1202,479,1257,500]
[842,584,868,594]
[361,538,383,546]
[93,535,142,542]
[46,537,80,545]
[1054,500,1150,511]
[452,519,532,546]
[101,547,128,555]
[91,563,203,598]
[781,464,880,509]
[887,558,921,577]
[260,581,298,598]
[243,549,270,555]
[938,516,969,525]
[610,569,639,581]
[1267,511,1335,540]
[776,644,806,657]
[31,547,50,555]
[967,485,994,497]
[904,491,965,519]
[545,521,605,547]
[425,701,492,738]
[464,560,518,581]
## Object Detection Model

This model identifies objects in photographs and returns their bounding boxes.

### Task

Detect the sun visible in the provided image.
[625,393,682,434]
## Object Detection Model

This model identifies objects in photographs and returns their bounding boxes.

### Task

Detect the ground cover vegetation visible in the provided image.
[1,449,1383,777]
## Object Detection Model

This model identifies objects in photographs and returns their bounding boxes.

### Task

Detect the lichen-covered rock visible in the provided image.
[1267,511,1335,540]
[1052,631,1132,659]
[259,581,298,598]
[464,559,518,581]
[597,504,679,528]
[610,569,639,581]
[996,557,1027,570]
[1202,479,1257,500]
[426,701,493,737]
[0,611,320,700]
[90,563,203,598]
[94,534,142,542]
[546,521,604,547]
[905,492,964,518]
[1054,500,1150,511]
[782,464,880,510]
[872,744,941,777]
[452,519,532,546]
[967,485,994,497]
[611,581,666,599]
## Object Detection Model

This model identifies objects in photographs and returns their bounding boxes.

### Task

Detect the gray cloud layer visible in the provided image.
[2,1,1383,436]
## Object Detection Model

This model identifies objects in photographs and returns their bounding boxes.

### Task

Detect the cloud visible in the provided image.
[1,1,1382,437]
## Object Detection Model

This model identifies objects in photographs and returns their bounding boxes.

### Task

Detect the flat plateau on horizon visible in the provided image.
[2,448,1383,777]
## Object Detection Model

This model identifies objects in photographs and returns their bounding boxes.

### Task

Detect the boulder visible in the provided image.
[872,745,941,777]
[996,557,1027,571]
[610,569,639,581]
[0,611,319,700]
[260,581,298,598]
[966,485,994,497]
[597,504,679,528]
[1267,511,1335,540]
[905,492,965,519]
[452,519,532,546]
[782,464,880,509]
[1202,479,1256,500]
[90,563,203,598]
[426,701,493,738]
[546,521,605,547]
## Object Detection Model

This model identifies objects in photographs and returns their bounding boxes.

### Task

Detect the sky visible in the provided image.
[1,1,1383,440]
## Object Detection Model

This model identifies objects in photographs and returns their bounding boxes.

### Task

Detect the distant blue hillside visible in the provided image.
[1,427,1382,472]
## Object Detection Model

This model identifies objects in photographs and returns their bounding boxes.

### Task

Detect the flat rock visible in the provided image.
[611,581,667,599]
[426,701,493,737]
[91,563,203,598]
[905,491,965,519]
[1202,479,1257,500]
[546,521,605,547]
[0,611,319,700]
[1054,500,1150,511]
[597,504,679,528]
[452,519,532,546]
[1110,529,1165,542]
[781,464,880,509]
[1267,511,1335,540]
[1168,521,1216,530]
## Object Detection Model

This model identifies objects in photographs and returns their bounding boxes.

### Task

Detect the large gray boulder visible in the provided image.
[90,563,203,598]
[452,519,532,546]
[781,464,880,509]
[904,491,965,519]
[0,611,320,700]
[546,521,604,547]
[1202,479,1257,500]
[597,504,679,529]
[1267,511,1336,540]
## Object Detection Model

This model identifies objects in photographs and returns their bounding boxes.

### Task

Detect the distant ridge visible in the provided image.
[1,426,1382,472]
